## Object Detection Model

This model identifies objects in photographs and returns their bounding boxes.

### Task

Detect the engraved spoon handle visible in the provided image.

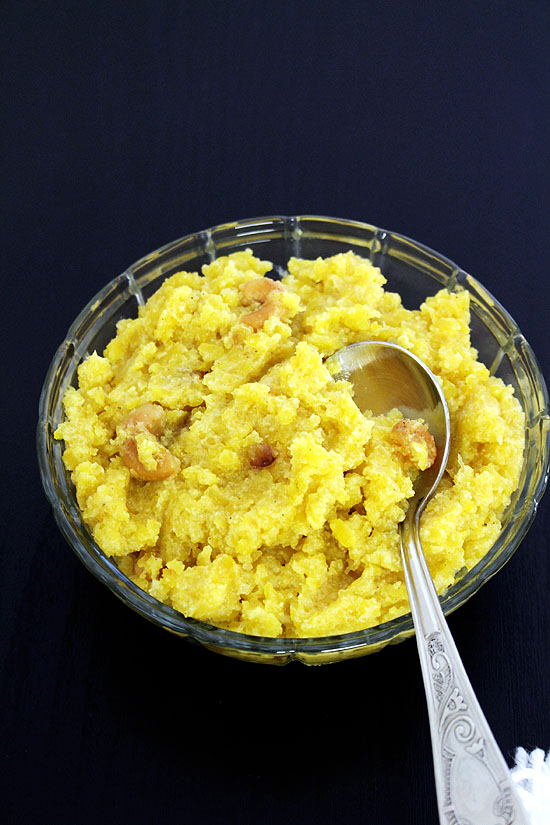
[401,504,529,825]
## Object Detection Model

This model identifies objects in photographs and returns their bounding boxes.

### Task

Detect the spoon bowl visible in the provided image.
[327,340,529,825]
[326,340,450,507]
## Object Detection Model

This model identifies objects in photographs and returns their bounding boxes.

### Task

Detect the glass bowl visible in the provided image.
[37,216,550,664]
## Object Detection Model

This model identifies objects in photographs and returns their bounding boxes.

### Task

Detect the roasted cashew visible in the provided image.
[241,277,284,329]
[249,442,278,468]
[389,418,437,469]
[119,403,180,481]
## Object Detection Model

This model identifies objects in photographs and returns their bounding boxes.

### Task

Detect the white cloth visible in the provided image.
[511,748,550,825]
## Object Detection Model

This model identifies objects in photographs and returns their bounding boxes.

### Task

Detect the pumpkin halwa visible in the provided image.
[55,251,524,637]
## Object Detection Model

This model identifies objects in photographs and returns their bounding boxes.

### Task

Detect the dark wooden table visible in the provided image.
[3,2,549,823]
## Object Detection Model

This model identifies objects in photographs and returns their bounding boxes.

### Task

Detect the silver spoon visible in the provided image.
[326,341,528,825]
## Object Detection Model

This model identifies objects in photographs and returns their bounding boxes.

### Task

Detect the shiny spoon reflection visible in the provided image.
[326,341,528,825]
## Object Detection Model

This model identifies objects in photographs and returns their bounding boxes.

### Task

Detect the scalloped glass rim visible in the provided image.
[37,215,550,663]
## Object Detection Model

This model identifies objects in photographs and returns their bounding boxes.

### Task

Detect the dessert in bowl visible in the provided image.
[37,216,549,663]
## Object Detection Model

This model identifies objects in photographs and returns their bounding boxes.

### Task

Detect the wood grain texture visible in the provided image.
[2,2,549,823]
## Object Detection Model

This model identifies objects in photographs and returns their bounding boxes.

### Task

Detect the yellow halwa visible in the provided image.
[55,251,524,637]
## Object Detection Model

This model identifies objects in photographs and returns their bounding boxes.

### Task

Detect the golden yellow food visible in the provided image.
[55,251,524,637]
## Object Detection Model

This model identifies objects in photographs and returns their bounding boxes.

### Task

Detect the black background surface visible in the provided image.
[2,2,550,824]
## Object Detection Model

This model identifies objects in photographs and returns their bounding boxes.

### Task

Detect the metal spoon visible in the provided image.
[326,341,528,825]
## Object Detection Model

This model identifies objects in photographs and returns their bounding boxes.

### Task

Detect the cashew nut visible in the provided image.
[118,403,180,481]
[249,442,278,468]
[240,277,284,329]
[389,418,437,469]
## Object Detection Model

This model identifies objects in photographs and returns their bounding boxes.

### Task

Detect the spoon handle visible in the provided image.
[401,505,529,825]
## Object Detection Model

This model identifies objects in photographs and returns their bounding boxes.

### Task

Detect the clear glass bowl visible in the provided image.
[37,216,550,664]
